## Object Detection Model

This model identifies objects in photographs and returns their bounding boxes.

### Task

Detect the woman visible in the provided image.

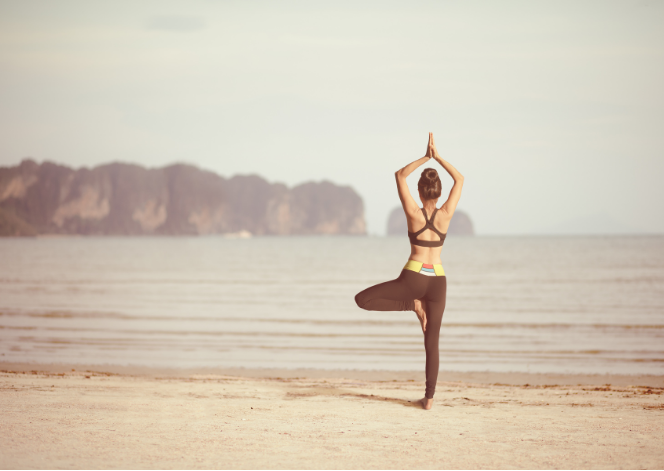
[355,132,464,410]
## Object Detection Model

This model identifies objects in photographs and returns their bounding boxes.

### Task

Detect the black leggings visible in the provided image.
[354,269,447,399]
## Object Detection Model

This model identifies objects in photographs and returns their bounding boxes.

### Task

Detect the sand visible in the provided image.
[1,363,663,469]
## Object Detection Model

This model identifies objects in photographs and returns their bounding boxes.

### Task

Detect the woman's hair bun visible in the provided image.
[417,168,442,200]
[423,168,438,180]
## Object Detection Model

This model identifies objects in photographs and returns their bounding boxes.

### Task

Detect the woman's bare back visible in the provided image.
[407,206,451,265]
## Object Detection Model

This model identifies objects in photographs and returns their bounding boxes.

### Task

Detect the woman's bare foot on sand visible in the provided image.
[413,299,427,332]
[419,397,433,410]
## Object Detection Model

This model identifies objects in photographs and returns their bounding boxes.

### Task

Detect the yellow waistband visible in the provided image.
[403,260,445,276]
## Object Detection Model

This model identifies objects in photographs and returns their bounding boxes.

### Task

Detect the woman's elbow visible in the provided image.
[395,168,408,180]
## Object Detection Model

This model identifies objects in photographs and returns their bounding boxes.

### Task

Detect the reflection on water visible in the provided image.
[1,236,663,374]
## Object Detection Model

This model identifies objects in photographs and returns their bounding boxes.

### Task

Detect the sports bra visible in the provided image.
[408,208,447,248]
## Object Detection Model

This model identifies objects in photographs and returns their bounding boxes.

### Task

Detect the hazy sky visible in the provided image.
[1,0,663,235]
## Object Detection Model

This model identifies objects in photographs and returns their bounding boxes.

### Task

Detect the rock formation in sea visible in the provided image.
[386,206,475,236]
[0,159,366,236]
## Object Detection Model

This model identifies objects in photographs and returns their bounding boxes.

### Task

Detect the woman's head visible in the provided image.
[417,168,442,201]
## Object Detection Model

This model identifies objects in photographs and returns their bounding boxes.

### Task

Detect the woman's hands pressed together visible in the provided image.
[425,132,441,160]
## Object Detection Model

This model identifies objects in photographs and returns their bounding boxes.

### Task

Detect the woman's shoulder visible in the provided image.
[433,205,453,220]
[432,206,453,232]
[405,207,424,230]
[405,206,423,219]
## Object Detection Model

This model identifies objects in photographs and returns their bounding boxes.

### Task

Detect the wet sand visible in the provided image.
[1,362,663,469]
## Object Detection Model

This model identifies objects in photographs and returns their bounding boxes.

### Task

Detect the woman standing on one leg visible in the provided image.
[355,132,464,410]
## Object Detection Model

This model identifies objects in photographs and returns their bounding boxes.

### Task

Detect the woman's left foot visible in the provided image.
[419,397,433,410]
[413,299,427,332]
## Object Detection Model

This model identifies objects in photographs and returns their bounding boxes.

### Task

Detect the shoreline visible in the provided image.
[2,361,663,387]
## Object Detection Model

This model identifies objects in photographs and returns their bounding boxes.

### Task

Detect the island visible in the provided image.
[0,160,366,237]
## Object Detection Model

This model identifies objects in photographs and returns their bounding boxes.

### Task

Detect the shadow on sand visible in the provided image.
[285,386,423,409]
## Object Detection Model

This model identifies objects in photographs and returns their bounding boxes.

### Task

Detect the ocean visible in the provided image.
[1,235,662,375]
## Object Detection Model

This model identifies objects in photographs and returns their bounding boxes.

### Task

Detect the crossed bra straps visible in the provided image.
[408,208,447,248]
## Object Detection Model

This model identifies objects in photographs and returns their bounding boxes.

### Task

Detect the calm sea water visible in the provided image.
[0,236,663,375]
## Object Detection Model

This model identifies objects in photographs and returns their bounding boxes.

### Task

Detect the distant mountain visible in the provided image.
[386,206,474,236]
[0,160,366,236]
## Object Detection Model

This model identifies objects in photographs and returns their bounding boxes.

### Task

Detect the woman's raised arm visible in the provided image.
[394,135,433,217]
[429,133,464,216]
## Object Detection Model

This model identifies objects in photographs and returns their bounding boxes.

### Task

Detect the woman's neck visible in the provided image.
[422,200,437,213]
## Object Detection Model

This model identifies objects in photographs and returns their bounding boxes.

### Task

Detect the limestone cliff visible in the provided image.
[0,160,366,236]
[386,206,475,236]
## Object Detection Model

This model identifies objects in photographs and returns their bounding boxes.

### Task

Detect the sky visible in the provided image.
[1,0,663,235]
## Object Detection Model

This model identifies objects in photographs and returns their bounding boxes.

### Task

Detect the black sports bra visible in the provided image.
[408,208,447,248]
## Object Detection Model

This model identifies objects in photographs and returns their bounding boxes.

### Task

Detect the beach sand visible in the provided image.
[1,363,663,469]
